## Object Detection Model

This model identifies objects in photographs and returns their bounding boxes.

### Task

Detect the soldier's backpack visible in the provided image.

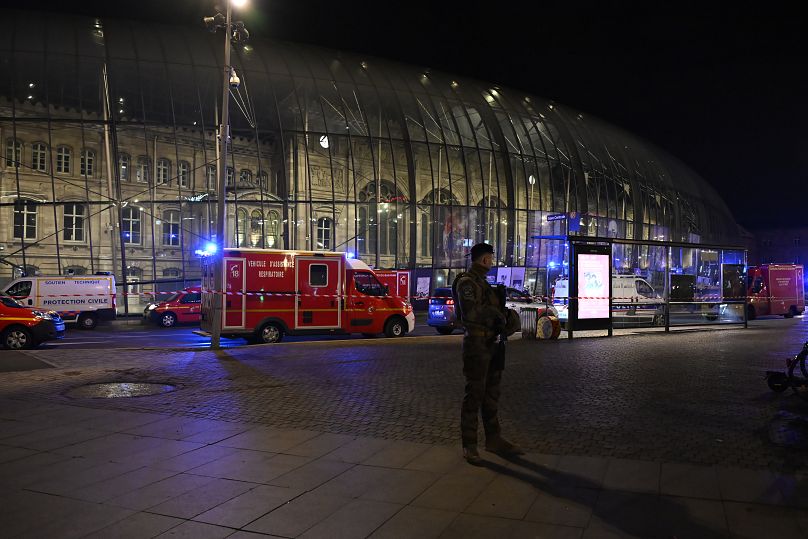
[451,272,468,323]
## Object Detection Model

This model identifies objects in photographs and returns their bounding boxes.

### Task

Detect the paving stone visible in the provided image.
[106,472,217,510]
[601,457,660,494]
[153,520,234,538]
[588,490,661,538]
[465,474,538,519]
[146,477,257,519]
[268,457,355,490]
[660,462,721,500]
[369,505,456,538]
[411,472,495,512]
[193,484,304,528]
[438,513,516,538]
[244,491,352,537]
[362,441,432,468]
[524,486,598,528]
[83,512,184,539]
[284,432,356,458]
[723,501,806,539]
[717,466,783,505]
[298,498,402,539]
[657,496,729,538]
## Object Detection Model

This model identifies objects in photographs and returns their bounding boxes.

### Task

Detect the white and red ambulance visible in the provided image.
[200,248,415,343]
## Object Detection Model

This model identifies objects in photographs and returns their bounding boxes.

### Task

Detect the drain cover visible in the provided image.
[769,411,808,449]
[66,382,177,399]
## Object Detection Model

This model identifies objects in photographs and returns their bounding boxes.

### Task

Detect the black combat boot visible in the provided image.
[463,444,483,465]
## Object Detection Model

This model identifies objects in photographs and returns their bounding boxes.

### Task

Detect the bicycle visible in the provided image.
[766,342,808,401]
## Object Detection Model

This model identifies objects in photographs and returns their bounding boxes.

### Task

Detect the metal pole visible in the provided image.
[211,1,232,349]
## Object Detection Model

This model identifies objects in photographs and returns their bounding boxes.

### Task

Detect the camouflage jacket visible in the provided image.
[455,263,507,335]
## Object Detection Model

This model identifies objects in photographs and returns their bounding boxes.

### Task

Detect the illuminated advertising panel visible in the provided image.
[577,253,610,319]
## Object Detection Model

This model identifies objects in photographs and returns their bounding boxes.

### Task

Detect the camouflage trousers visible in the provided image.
[461,335,502,447]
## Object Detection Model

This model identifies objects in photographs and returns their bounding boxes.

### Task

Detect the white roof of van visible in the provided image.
[346,258,372,271]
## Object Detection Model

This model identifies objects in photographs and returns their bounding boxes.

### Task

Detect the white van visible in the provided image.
[4,274,116,329]
[553,274,665,326]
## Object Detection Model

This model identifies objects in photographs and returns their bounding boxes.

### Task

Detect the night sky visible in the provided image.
[31,0,808,230]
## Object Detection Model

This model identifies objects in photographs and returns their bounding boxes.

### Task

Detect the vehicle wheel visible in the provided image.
[77,312,97,330]
[747,305,756,321]
[767,372,789,392]
[384,317,407,338]
[159,312,178,328]
[255,322,283,344]
[786,306,799,318]
[436,327,454,335]
[2,326,34,350]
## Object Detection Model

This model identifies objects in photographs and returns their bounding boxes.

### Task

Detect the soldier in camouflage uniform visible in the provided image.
[454,243,524,465]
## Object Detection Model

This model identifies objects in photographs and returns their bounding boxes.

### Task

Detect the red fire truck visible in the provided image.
[200,248,415,343]
[747,264,805,319]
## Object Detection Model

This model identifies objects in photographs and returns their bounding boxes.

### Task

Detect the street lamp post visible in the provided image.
[204,0,248,349]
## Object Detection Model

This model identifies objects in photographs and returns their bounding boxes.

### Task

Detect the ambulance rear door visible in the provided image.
[223,256,246,329]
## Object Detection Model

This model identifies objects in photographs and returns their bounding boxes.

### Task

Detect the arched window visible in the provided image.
[316,217,333,250]
[5,138,21,168]
[80,149,95,178]
[13,199,37,240]
[178,161,190,188]
[63,203,86,242]
[249,209,263,247]
[162,210,180,246]
[13,265,39,279]
[32,143,47,172]
[64,265,87,276]
[56,146,72,174]
[121,207,141,244]
[156,158,170,185]
[235,208,248,247]
[118,153,130,181]
[266,209,280,248]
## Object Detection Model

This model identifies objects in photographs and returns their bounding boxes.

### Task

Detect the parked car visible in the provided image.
[427,287,459,334]
[144,288,202,327]
[0,293,65,349]
[428,286,556,335]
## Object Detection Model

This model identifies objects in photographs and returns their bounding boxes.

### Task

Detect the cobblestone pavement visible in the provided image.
[2,317,808,473]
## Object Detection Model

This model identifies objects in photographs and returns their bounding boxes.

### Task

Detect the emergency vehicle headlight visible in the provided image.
[147,304,158,311]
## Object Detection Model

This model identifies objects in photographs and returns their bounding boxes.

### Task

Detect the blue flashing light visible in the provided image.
[548,261,557,268]
[194,242,218,257]
[346,251,356,259]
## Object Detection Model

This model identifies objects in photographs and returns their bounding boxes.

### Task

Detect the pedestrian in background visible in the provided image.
[453,242,523,465]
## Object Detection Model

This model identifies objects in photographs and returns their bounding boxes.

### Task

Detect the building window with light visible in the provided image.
[13,199,37,240]
[162,210,180,246]
[122,207,141,244]
[156,158,170,185]
[80,149,95,178]
[32,142,47,172]
[266,209,280,248]
[205,165,216,190]
[240,169,252,184]
[317,217,333,250]
[178,161,190,188]
[63,203,86,242]
[226,166,235,186]
[235,208,248,247]
[56,146,72,174]
[118,153,130,181]
[5,138,21,168]
[136,156,150,183]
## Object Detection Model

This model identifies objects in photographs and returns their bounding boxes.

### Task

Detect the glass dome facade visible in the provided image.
[0,10,741,298]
